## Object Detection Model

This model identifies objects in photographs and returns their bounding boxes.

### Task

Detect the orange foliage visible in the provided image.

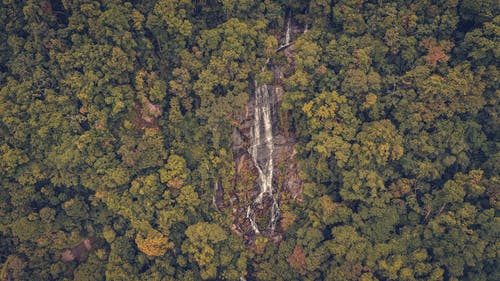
[421,38,454,65]
[167,177,184,189]
[135,233,173,257]
[288,245,307,274]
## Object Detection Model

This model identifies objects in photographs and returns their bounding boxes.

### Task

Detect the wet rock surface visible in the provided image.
[210,11,304,245]
[230,57,302,243]
[229,84,302,243]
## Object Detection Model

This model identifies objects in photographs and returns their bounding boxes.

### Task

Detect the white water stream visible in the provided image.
[212,181,219,209]
[251,83,274,204]
[243,11,295,235]
[285,10,291,45]
[246,82,280,234]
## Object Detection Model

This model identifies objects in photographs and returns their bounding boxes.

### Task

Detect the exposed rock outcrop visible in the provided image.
[60,237,97,263]
[229,10,303,243]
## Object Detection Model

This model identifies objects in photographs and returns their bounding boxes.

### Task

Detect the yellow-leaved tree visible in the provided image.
[135,230,173,257]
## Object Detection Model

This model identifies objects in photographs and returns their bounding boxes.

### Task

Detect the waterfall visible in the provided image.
[239,9,297,236]
[246,206,260,234]
[270,195,279,233]
[251,83,274,204]
[246,82,278,234]
[212,181,219,209]
[285,11,291,45]
[304,6,309,34]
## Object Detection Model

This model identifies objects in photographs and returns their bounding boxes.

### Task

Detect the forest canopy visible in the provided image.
[0,0,498,280]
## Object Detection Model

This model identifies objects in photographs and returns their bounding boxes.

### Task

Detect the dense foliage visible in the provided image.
[0,0,498,280]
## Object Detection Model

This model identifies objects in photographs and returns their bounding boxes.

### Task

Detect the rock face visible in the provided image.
[231,79,301,242]
[230,11,302,240]
[60,237,97,262]
[206,10,304,243]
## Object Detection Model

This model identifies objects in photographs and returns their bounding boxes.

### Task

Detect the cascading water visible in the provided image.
[251,83,274,204]
[246,82,279,234]
[234,10,301,237]
[243,11,297,236]
[246,206,260,234]
[212,181,219,209]
[285,10,291,45]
